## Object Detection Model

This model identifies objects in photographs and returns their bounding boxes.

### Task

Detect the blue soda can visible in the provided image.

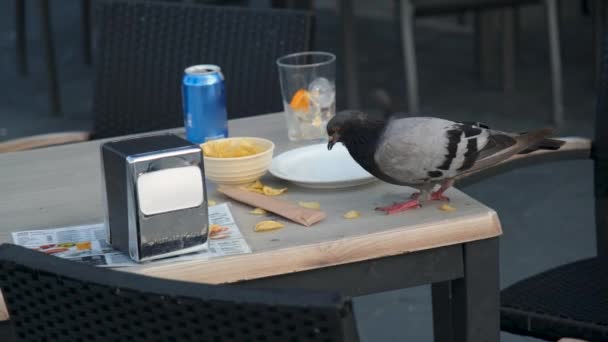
[182,64,228,143]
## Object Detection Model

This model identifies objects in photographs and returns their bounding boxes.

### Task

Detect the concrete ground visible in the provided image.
[0,1,597,341]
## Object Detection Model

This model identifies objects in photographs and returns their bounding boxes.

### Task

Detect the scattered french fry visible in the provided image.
[249,208,267,215]
[254,220,284,232]
[262,185,288,196]
[207,200,217,206]
[247,180,264,190]
[242,180,288,196]
[439,204,456,212]
[343,210,360,219]
[242,180,265,194]
[298,201,321,209]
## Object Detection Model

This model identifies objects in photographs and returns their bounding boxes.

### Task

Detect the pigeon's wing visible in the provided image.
[374,118,555,185]
[373,117,491,184]
[457,127,556,177]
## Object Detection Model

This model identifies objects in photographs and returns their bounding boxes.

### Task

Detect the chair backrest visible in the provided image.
[0,244,359,342]
[594,19,608,256]
[412,0,537,14]
[92,0,313,139]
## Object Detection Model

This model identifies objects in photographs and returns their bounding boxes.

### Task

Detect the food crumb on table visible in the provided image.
[439,204,456,212]
[262,185,287,196]
[249,208,267,215]
[343,210,361,219]
[298,201,321,209]
[254,220,284,232]
[242,180,287,196]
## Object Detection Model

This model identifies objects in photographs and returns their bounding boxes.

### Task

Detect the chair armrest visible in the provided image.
[457,137,592,186]
[0,131,91,153]
[0,291,7,321]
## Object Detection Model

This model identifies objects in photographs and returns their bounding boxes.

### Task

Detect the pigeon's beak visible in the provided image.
[327,133,339,150]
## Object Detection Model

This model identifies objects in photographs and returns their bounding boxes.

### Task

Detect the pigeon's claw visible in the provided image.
[375,199,421,215]
[410,191,448,201]
[430,192,450,201]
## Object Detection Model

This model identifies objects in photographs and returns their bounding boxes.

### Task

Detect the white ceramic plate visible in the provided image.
[269,143,376,189]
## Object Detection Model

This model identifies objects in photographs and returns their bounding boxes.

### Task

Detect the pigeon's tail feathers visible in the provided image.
[464,127,556,175]
[518,137,565,154]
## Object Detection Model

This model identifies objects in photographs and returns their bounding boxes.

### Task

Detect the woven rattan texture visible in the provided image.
[0,244,356,342]
[93,0,312,139]
[501,257,608,341]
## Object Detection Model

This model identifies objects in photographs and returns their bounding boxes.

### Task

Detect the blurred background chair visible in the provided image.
[497,15,608,341]
[0,243,359,341]
[592,0,608,87]
[13,0,93,117]
[0,0,313,152]
[396,0,564,126]
[93,0,313,139]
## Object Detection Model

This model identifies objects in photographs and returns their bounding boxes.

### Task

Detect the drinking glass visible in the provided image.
[276,52,336,141]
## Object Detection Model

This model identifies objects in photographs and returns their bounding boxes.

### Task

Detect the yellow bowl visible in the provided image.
[201,137,275,185]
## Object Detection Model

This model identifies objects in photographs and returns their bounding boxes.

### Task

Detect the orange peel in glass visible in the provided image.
[289,89,310,112]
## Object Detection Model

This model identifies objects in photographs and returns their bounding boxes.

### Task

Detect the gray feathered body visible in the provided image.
[337,115,557,191]
[327,110,563,208]
[374,117,489,187]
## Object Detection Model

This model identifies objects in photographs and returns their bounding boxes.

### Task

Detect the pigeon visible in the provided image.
[326,110,564,214]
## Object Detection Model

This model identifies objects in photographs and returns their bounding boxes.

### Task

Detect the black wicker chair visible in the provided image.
[497,16,608,342]
[0,0,313,152]
[394,0,563,126]
[92,0,314,139]
[0,243,359,342]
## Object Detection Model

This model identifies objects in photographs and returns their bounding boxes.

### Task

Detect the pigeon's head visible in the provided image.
[327,110,382,150]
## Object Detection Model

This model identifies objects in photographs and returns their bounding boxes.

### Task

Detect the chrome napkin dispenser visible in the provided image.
[101,134,208,262]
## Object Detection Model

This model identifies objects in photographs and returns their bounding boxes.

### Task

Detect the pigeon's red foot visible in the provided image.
[410,192,449,201]
[430,192,450,201]
[375,199,421,215]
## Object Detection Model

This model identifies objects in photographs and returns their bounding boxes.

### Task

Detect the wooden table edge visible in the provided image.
[130,210,502,284]
[0,209,501,323]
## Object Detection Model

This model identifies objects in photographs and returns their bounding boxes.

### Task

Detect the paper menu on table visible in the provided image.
[207,203,251,257]
[11,203,251,267]
[12,223,107,247]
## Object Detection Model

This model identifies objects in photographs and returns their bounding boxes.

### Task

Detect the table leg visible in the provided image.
[502,7,516,93]
[593,0,606,89]
[399,0,419,113]
[545,0,565,127]
[339,0,360,110]
[451,238,500,342]
[431,281,454,342]
[39,0,62,116]
[15,0,28,76]
[475,11,499,87]
[81,0,92,65]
